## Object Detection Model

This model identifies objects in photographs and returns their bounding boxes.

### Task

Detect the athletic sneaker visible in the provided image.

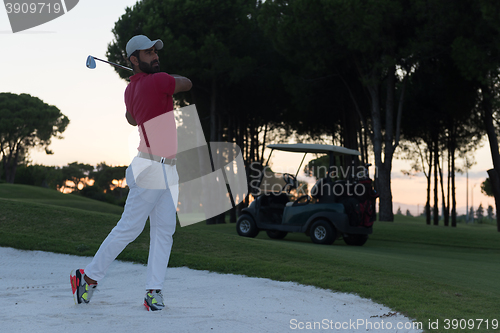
[70,269,97,304]
[144,290,165,311]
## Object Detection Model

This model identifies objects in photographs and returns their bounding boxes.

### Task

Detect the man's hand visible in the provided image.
[126,111,137,126]
[171,74,192,94]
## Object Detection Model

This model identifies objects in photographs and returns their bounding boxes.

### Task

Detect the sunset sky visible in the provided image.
[0,0,495,216]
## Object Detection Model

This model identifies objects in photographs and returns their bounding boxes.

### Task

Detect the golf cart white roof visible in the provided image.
[267,143,360,156]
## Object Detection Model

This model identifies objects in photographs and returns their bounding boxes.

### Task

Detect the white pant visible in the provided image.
[85,157,179,290]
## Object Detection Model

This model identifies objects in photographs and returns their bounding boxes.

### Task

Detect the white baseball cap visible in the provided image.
[126,35,164,58]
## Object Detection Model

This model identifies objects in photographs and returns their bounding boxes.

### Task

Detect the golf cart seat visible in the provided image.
[261,192,289,208]
[258,192,289,224]
[311,177,339,204]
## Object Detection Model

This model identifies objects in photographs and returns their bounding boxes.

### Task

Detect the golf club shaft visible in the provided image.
[93,56,133,72]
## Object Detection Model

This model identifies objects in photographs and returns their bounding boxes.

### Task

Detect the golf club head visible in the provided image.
[86,56,96,69]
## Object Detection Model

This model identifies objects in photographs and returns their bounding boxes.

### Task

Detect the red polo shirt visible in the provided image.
[125,72,177,158]
[124,72,176,125]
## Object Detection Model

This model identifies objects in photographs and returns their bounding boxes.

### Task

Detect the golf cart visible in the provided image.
[236,143,378,246]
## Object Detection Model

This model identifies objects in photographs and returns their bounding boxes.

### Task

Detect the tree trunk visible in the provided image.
[237,117,247,214]
[206,77,218,225]
[481,84,500,232]
[450,135,457,227]
[242,123,247,162]
[249,121,255,163]
[214,110,226,224]
[425,141,433,225]
[4,148,13,183]
[226,114,238,223]
[380,67,404,221]
[487,169,500,232]
[433,133,439,226]
[365,65,405,222]
[357,126,365,165]
[446,138,451,226]
[339,72,371,165]
[260,123,268,163]
[450,145,457,227]
[210,77,217,142]
[363,125,368,166]
[367,75,394,221]
[342,106,359,166]
[439,154,449,226]
[253,123,259,165]
[5,142,21,184]
[378,165,393,220]
[218,113,224,141]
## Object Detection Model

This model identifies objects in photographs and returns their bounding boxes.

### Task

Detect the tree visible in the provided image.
[476,203,484,222]
[107,0,288,144]
[107,0,293,223]
[406,209,412,217]
[327,0,422,222]
[0,93,69,183]
[92,162,127,193]
[13,164,65,189]
[399,139,433,225]
[60,162,93,192]
[396,207,402,215]
[401,56,482,227]
[304,155,338,181]
[260,0,457,221]
[259,0,371,166]
[448,0,500,231]
[487,205,494,220]
[469,207,475,223]
[481,178,493,197]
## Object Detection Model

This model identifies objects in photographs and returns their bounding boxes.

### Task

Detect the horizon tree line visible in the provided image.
[3,0,500,230]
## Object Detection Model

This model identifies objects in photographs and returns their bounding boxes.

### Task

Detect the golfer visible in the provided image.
[70,35,192,311]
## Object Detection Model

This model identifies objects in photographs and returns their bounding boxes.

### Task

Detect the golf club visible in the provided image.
[86,55,133,72]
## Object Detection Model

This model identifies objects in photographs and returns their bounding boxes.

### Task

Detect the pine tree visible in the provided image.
[487,205,494,220]
[476,204,484,222]
[469,207,475,223]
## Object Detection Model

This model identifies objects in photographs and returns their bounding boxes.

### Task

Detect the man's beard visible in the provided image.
[138,59,160,74]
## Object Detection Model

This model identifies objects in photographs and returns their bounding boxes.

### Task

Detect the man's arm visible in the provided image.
[171,74,192,94]
[126,110,137,126]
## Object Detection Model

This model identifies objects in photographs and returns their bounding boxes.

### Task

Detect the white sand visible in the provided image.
[0,247,423,332]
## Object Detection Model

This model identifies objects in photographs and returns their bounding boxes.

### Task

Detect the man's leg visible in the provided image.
[84,167,163,283]
[142,165,178,311]
[145,165,178,290]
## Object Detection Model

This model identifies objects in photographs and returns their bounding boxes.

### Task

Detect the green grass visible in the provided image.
[0,183,123,215]
[1,183,499,333]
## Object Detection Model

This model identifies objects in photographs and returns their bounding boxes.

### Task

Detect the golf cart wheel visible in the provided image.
[343,234,368,246]
[236,214,259,238]
[266,230,288,239]
[310,220,336,245]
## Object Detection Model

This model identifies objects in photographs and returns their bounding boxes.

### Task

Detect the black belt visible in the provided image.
[137,152,177,165]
